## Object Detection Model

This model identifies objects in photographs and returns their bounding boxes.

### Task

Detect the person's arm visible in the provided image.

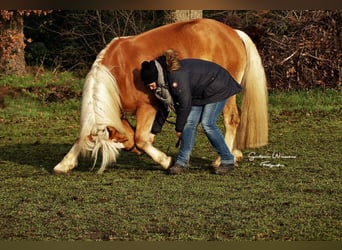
[172,77,192,133]
[151,104,169,134]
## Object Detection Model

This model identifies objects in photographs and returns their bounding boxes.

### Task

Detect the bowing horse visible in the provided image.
[53,18,268,174]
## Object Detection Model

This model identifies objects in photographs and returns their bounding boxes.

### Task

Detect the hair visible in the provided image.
[163,49,180,71]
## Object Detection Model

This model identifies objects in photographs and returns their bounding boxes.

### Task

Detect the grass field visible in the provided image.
[0,72,341,240]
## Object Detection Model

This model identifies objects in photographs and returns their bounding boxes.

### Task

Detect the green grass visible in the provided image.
[0,73,341,240]
[268,88,342,114]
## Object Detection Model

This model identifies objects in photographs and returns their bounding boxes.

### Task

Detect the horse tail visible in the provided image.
[235,29,268,149]
[79,56,125,174]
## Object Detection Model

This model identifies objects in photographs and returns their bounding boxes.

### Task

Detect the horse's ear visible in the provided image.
[107,126,128,142]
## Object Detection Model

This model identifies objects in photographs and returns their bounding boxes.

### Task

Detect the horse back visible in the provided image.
[100,18,246,112]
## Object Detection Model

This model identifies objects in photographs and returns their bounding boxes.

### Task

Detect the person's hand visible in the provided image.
[176,132,182,138]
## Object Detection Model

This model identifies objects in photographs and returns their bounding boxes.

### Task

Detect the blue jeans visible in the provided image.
[175,99,234,167]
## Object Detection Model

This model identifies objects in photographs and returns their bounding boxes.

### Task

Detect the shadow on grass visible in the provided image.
[0,142,213,174]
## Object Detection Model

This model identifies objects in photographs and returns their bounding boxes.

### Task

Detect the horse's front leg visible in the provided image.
[135,105,173,169]
[53,140,81,174]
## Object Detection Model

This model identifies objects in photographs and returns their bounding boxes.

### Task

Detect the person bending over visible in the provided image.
[140,49,242,175]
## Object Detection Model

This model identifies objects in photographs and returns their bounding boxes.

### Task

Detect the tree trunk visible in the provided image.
[0,12,26,76]
[167,10,203,23]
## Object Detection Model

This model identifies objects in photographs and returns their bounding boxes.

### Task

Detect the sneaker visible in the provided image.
[212,164,234,175]
[167,163,189,175]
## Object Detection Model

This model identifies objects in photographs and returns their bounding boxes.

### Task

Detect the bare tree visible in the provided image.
[0,11,26,75]
[166,10,203,23]
[25,10,165,73]
[0,10,51,76]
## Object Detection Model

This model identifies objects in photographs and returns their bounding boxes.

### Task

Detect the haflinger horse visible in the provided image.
[53,18,268,174]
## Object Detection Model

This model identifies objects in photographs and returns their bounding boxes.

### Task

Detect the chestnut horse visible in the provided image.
[53,18,268,174]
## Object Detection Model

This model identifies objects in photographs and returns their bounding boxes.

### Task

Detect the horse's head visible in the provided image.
[107,119,142,155]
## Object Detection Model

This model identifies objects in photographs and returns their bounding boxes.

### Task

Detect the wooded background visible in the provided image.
[1,10,341,90]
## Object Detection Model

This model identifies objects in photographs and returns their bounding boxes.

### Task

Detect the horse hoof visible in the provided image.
[233,149,243,161]
[53,169,70,175]
[53,165,70,175]
[160,156,173,170]
[168,157,175,168]
[53,170,66,175]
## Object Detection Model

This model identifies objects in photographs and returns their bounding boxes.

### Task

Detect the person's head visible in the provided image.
[140,49,180,90]
[140,60,158,90]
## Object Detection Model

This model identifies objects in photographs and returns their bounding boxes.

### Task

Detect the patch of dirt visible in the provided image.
[0,86,18,108]
[0,84,82,108]
[43,84,82,102]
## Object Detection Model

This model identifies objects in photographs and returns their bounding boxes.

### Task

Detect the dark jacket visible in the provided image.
[152,58,242,133]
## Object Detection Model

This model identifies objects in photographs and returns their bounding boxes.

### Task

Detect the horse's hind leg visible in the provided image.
[53,140,81,174]
[212,96,242,167]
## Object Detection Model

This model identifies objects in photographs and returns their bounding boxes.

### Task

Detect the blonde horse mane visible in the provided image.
[235,29,268,149]
[78,48,125,173]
